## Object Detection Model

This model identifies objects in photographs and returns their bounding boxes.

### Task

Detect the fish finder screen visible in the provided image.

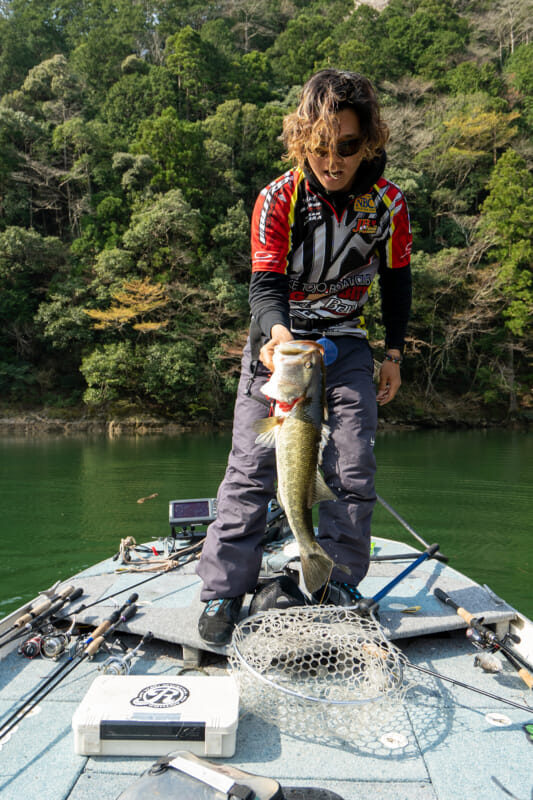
[172,501,210,519]
[169,498,217,525]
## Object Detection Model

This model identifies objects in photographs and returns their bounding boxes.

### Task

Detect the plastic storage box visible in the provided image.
[72,674,239,757]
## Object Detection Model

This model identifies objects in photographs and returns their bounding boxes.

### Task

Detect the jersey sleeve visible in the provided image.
[249,171,301,337]
[380,182,412,270]
[250,170,301,274]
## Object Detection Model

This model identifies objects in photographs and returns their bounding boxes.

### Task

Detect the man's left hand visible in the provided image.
[376,352,402,406]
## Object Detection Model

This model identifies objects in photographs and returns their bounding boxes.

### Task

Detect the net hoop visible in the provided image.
[229,607,407,720]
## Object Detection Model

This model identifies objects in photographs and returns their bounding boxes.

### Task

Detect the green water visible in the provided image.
[0,429,531,620]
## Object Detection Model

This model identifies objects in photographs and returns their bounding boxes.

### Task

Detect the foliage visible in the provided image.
[0,0,532,422]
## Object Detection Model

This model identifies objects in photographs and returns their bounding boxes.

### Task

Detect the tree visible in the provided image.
[84,277,169,332]
[478,149,533,340]
[0,226,69,399]
[165,26,216,120]
[0,0,66,95]
[505,43,533,129]
[101,65,177,141]
[121,189,203,278]
[267,13,335,86]
[133,107,206,203]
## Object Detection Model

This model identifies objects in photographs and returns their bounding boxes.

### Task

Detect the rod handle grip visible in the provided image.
[92,609,120,637]
[121,604,137,622]
[57,584,75,599]
[85,636,104,657]
[16,599,51,625]
[517,667,533,690]
[434,588,476,625]
[68,587,84,603]
[455,606,475,626]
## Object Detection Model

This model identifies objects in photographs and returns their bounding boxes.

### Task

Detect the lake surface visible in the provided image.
[0,428,531,620]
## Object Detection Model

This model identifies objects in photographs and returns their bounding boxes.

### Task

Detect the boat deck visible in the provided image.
[1,536,532,800]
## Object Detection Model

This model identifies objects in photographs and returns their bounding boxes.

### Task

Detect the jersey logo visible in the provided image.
[353,194,376,213]
[353,218,378,235]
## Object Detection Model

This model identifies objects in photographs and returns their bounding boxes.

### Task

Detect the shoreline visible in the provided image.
[0,408,530,437]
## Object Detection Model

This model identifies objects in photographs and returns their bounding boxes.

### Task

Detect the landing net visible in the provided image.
[230,606,409,742]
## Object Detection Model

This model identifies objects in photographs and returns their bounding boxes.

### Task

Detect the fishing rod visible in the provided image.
[435,588,533,688]
[0,597,138,742]
[0,587,84,650]
[72,591,138,656]
[406,660,533,715]
[376,495,449,563]
[0,584,80,643]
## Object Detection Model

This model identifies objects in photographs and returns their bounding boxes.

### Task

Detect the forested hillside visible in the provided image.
[0,0,531,426]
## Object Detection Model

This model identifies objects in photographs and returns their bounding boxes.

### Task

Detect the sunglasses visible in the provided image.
[310,137,363,159]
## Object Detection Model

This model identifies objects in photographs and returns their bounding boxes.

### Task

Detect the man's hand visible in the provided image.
[259,324,293,372]
[376,350,402,406]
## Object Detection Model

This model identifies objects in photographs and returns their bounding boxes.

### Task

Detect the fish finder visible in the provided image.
[168,498,217,529]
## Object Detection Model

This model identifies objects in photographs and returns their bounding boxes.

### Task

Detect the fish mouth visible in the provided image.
[276,340,325,356]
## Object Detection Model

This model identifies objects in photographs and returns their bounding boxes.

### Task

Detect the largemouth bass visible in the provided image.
[254,340,347,593]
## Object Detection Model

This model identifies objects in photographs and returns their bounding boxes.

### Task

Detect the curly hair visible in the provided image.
[283,69,389,169]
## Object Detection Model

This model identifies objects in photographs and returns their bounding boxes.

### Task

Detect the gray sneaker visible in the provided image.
[198,596,243,645]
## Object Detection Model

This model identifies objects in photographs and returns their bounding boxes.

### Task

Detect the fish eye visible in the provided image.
[304,361,312,369]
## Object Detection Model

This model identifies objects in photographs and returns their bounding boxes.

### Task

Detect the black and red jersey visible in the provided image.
[249,159,412,350]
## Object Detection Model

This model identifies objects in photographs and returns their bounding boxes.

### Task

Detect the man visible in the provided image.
[197,69,412,645]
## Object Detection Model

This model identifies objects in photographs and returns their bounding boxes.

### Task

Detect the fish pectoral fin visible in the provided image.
[308,469,337,507]
[253,416,282,448]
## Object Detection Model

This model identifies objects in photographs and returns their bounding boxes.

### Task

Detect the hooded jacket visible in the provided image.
[249,154,412,352]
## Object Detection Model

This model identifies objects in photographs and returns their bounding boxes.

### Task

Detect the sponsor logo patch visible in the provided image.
[353,218,378,234]
[353,194,376,213]
[130,683,190,708]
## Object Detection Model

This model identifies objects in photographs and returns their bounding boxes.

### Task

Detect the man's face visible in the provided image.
[306,107,364,193]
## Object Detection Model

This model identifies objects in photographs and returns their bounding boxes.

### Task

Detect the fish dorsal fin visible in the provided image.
[308,469,336,508]
[253,416,282,449]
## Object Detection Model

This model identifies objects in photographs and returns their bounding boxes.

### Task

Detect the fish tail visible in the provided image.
[300,543,335,594]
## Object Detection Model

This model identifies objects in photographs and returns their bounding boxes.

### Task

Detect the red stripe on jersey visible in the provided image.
[251,170,302,274]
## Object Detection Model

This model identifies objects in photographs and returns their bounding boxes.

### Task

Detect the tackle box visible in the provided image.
[72,674,239,757]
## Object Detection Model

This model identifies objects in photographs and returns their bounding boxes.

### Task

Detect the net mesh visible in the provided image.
[229,606,409,742]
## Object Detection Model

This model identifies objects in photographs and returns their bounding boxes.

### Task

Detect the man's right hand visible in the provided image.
[259,324,293,372]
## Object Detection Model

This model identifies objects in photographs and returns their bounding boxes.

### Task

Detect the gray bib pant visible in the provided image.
[196,335,377,601]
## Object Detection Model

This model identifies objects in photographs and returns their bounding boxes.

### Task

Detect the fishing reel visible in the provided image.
[18,635,44,659]
[19,618,77,660]
[97,631,153,676]
[466,620,521,652]
[98,655,132,675]
[40,630,71,660]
